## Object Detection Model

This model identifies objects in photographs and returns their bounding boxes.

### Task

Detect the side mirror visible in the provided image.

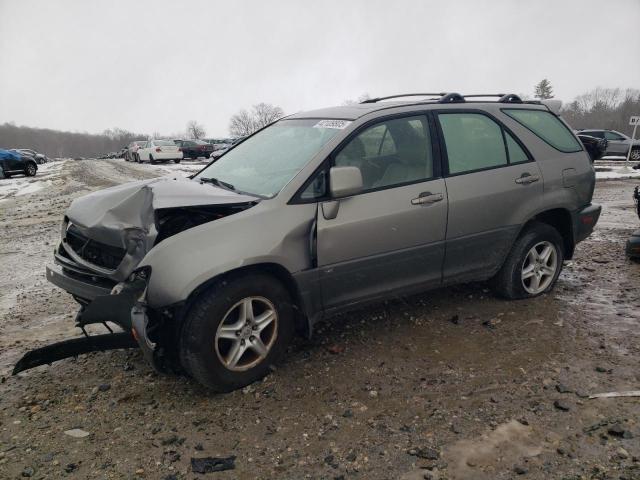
[330,166,363,198]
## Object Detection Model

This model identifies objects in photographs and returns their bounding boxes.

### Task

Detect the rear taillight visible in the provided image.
[178,147,182,151]
[155,147,161,152]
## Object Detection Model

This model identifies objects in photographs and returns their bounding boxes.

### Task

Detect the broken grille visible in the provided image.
[65,224,126,271]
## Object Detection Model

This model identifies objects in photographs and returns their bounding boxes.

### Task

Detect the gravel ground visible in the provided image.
[0,159,639,480]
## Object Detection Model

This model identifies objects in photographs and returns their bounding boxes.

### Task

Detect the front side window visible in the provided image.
[333,115,433,191]
[195,119,341,198]
[438,113,508,174]
[503,109,582,152]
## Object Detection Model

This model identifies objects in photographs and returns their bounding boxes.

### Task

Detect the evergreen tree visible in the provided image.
[534,79,554,99]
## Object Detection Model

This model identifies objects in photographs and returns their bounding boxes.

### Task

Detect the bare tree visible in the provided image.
[186,120,206,140]
[228,103,284,137]
[252,103,285,130]
[562,87,640,135]
[229,109,255,137]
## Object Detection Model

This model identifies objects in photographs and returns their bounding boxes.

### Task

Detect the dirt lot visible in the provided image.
[1,159,639,480]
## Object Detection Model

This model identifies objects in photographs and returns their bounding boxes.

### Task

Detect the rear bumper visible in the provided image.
[574,203,602,244]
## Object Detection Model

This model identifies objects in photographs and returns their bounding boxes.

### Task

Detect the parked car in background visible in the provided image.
[125,140,147,162]
[136,139,183,164]
[577,129,640,160]
[576,133,607,161]
[1,148,38,177]
[209,142,233,160]
[16,148,48,164]
[174,139,214,159]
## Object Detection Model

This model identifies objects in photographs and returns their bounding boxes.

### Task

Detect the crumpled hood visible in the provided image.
[66,176,258,248]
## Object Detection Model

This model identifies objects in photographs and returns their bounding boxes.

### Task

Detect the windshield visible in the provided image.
[194,119,342,197]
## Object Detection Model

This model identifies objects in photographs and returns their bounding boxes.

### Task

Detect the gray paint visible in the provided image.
[52,100,598,330]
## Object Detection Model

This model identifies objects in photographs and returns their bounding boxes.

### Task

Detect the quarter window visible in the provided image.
[438,113,508,174]
[333,115,433,191]
[506,132,529,164]
[503,109,582,152]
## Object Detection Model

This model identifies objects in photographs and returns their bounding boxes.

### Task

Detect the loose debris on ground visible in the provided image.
[0,161,639,478]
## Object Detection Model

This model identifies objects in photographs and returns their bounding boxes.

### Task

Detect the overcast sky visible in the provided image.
[1,0,639,138]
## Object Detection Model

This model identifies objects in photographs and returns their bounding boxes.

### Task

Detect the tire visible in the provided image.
[179,273,295,392]
[490,222,564,300]
[631,147,640,162]
[24,163,37,177]
[174,159,181,164]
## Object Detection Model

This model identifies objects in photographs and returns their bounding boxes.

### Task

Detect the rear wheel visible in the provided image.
[631,147,640,162]
[174,159,181,164]
[490,222,564,299]
[179,274,294,392]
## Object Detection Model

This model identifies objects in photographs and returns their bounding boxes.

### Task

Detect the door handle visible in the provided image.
[515,173,540,185]
[411,192,444,205]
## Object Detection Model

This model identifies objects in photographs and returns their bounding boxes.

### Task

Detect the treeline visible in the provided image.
[2,88,639,158]
[0,124,147,158]
[562,88,640,136]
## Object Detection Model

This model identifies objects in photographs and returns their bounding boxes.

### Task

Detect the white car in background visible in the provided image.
[136,140,183,164]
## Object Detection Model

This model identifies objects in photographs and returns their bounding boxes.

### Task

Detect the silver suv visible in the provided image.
[577,129,640,160]
[16,93,601,392]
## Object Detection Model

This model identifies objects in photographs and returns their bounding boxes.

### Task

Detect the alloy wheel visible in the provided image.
[214,297,278,372]
[521,241,558,294]
[631,148,640,161]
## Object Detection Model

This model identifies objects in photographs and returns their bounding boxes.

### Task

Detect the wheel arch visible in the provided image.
[520,208,574,259]
[179,263,310,337]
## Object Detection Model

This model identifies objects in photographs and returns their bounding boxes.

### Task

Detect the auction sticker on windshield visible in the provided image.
[314,120,352,129]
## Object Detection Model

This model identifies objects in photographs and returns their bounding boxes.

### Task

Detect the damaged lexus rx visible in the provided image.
[14,93,601,392]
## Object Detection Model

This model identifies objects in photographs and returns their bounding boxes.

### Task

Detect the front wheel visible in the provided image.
[25,163,37,176]
[179,274,294,392]
[630,147,640,162]
[490,222,564,299]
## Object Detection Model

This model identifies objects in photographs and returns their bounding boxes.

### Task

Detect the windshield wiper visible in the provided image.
[199,177,236,191]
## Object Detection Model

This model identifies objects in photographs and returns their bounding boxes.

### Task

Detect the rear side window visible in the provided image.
[438,113,508,174]
[503,109,582,152]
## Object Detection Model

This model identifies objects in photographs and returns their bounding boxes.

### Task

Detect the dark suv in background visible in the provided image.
[174,139,214,159]
[577,129,640,160]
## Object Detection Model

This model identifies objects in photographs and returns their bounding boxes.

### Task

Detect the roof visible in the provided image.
[288,93,551,121]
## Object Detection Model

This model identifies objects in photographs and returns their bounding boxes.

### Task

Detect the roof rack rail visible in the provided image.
[439,93,464,103]
[361,93,446,104]
[360,92,525,105]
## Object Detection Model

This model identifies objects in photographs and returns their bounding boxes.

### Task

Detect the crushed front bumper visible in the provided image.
[13,266,159,375]
[46,263,112,301]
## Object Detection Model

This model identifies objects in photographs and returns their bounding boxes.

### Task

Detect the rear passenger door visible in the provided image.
[436,111,544,283]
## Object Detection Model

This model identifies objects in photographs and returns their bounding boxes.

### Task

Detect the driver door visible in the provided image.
[316,114,448,311]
